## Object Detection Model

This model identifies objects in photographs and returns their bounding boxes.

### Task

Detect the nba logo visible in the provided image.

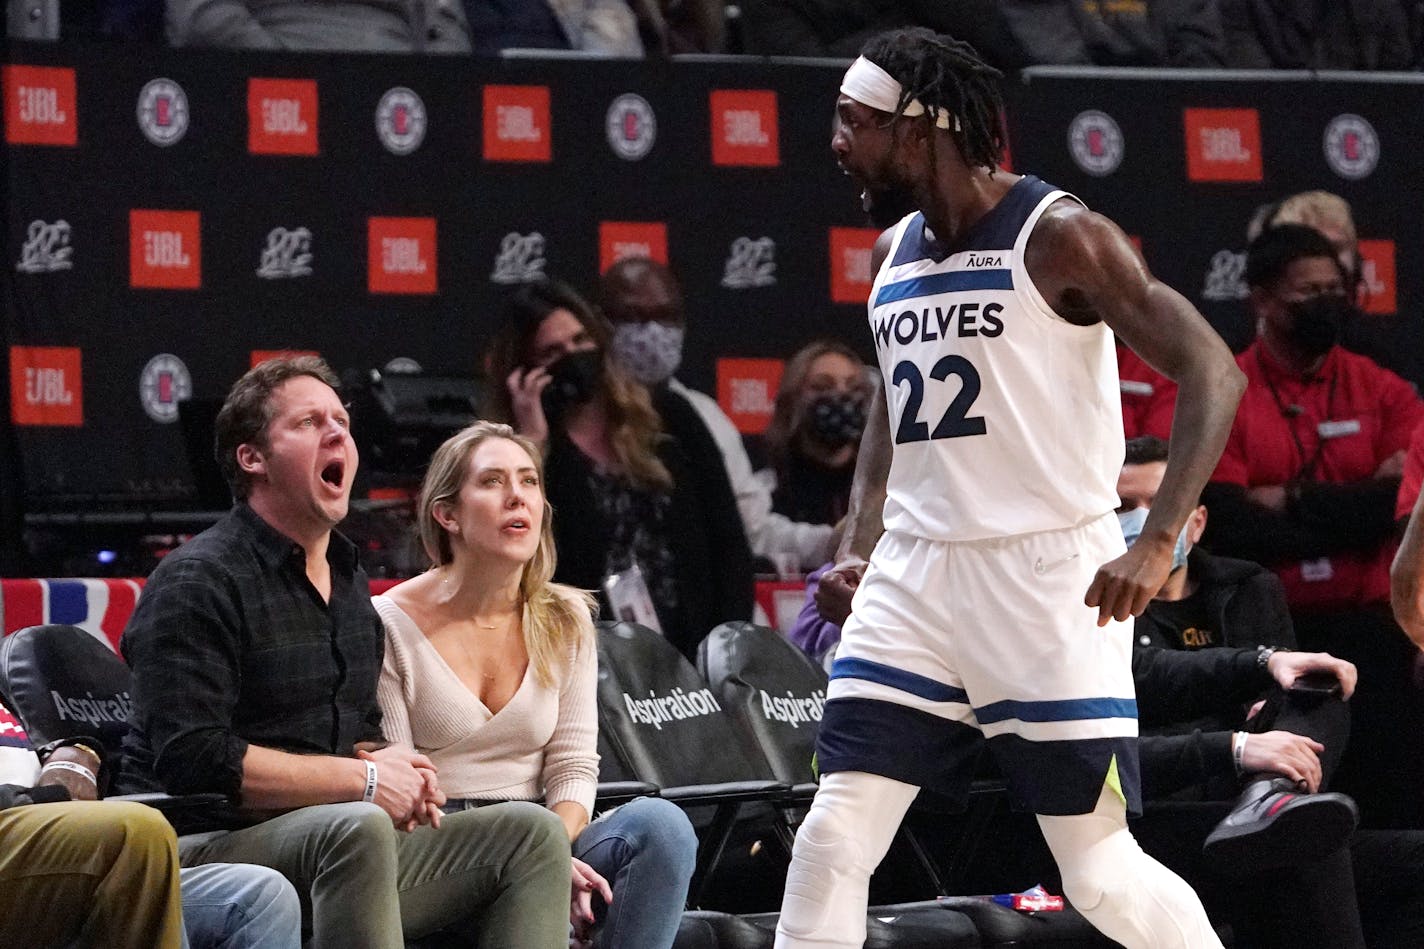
[157,371,173,404]
[393,105,408,136]
[1087,128,1103,157]
[155,96,171,127]
[1342,132,1359,162]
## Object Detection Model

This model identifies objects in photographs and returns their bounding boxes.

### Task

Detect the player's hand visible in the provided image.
[37,745,102,801]
[1240,730,1324,792]
[507,366,552,444]
[1269,651,1357,700]
[815,556,866,625]
[1084,539,1172,627]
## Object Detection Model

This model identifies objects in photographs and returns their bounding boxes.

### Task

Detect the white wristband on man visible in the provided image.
[41,759,98,785]
[362,760,379,803]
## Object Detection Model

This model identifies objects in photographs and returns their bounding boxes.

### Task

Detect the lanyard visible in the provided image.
[1256,347,1338,482]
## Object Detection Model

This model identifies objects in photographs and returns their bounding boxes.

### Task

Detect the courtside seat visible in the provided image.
[0,623,224,818]
[595,620,805,906]
[738,901,982,948]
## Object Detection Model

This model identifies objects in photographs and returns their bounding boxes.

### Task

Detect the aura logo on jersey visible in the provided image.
[490,232,546,284]
[16,220,73,273]
[137,78,189,146]
[721,236,776,288]
[1068,110,1123,177]
[139,353,192,423]
[1323,114,1379,181]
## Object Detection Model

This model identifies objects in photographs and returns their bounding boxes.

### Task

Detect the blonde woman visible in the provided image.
[374,422,696,948]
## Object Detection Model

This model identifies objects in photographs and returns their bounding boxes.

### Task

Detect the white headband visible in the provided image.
[839,56,959,132]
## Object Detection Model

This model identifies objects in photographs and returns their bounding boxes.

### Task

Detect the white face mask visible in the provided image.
[610,322,684,386]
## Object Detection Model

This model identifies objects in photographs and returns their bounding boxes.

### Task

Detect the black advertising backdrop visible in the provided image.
[5,43,1420,516]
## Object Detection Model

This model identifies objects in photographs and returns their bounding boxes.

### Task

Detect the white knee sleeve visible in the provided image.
[1037,787,1223,949]
[775,772,919,949]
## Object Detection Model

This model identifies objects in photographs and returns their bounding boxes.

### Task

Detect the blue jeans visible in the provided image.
[443,796,697,949]
[179,862,301,949]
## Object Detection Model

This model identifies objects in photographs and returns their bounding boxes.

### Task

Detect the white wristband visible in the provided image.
[362,760,379,803]
[1231,732,1248,776]
[41,760,97,785]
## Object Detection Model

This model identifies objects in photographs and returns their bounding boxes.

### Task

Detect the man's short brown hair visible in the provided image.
[215,356,341,500]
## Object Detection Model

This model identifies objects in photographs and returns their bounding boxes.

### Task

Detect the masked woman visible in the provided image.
[763,340,874,527]
[374,422,698,948]
[482,278,752,659]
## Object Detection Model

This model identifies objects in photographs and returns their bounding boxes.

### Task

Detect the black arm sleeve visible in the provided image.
[1132,646,1265,727]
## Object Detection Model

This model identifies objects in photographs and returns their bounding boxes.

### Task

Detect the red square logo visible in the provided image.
[483,85,551,163]
[1183,108,1262,182]
[829,227,880,304]
[368,217,437,295]
[599,222,667,273]
[251,349,320,368]
[248,78,319,155]
[1357,239,1396,316]
[710,90,779,167]
[717,358,784,435]
[10,345,82,426]
[4,65,77,146]
[130,210,201,289]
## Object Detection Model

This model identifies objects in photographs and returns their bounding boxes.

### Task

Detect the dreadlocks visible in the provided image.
[860,27,1006,172]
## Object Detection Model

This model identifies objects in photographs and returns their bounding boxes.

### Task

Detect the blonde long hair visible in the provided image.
[481,279,673,491]
[417,421,595,687]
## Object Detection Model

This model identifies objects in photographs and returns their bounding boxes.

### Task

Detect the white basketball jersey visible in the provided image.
[869,175,1124,541]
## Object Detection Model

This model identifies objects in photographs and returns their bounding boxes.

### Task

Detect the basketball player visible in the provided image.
[775,29,1246,949]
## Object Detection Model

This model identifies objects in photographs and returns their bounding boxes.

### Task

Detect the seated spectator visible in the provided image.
[0,704,300,949]
[482,279,753,657]
[999,0,1226,67]
[117,356,572,947]
[1199,224,1424,826]
[739,0,1026,66]
[464,0,644,55]
[1220,0,1413,70]
[1115,441,1424,949]
[599,257,837,572]
[166,0,473,52]
[763,339,872,528]
[374,421,697,949]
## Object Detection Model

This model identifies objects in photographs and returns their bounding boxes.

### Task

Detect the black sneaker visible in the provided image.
[1202,777,1358,872]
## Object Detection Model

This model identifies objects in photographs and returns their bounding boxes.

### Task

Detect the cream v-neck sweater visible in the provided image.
[373,594,599,816]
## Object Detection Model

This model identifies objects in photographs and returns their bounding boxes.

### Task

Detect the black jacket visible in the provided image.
[545,387,754,659]
[1134,548,1296,654]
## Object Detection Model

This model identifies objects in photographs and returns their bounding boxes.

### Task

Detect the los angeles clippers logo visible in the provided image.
[256,226,314,279]
[376,87,426,156]
[138,353,192,423]
[490,232,546,284]
[606,94,655,161]
[1323,114,1379,181]
[16,219,72,273]
[720,236,776,289]
[136,78,189,147]
[1202,249,1248,302]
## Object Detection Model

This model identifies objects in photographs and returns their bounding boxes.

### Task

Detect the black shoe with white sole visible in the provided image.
[1202,777,1358,873]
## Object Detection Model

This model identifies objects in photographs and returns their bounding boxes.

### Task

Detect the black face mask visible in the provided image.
[540,350,603,417]
[1284,294,1353,357]
[805,391,868,448]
